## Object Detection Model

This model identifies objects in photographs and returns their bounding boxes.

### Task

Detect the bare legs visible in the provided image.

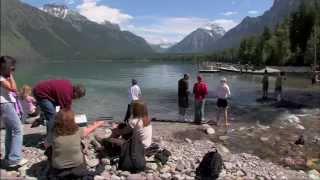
[216,107,229,128]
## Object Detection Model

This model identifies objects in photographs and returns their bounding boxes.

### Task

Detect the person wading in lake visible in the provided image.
[124,79,142,122]
[275,72,285,101]
[32,79,86,149]
[193,75,208,125]
[178,74,190,121]
[215,77,231,128]
[262,69,269,99]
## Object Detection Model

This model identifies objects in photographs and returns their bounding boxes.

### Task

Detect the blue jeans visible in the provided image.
[194,99,206,123]
[37,99,56,145]
[1,103,23,165]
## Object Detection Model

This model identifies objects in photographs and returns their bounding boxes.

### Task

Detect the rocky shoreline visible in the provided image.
[1,119,319,180]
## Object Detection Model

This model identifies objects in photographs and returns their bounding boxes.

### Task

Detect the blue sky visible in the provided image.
[22,0,274,45]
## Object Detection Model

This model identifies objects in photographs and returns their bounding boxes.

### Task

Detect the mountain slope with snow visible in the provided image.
[167,23,225,53]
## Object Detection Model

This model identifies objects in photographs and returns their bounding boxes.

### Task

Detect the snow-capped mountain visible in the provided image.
[43,4,68,19]
[42,4,120,31]
[201,23,226,37]
[167,23,226,53]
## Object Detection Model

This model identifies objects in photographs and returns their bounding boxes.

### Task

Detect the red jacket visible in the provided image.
[193,81,208,102]
[33,79,74,109]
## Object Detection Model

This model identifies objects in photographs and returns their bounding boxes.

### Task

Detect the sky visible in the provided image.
[22,0,274,45]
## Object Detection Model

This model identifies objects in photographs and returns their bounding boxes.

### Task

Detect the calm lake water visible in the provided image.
[14,61,314,120]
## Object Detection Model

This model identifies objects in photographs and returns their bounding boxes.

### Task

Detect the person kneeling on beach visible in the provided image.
[48,109,104,179]
[215,77,231,128]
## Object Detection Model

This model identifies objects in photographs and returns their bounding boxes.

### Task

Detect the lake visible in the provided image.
[15,61,315,121]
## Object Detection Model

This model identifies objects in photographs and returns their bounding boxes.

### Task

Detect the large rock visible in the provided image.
[127,174,146,180]
[206,127,215,135]
[216,144,232,161]
[146,163,158,171]
[308,169,320,180]
[219,136,229,141]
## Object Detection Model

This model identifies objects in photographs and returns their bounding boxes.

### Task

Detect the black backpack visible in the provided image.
[154,149,171,165]
[196,151,223,180]
[118,122,146,173]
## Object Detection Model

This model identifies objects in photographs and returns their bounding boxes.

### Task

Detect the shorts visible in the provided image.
[275,86,282,93]
[217,99,228,108]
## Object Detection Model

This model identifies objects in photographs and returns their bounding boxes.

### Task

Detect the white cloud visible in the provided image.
[124,17,239,44]
[221,11,238,16]
[66,0,75,5]
[248,10,259,15]
[211,19,238,31]
[76,0,133,25]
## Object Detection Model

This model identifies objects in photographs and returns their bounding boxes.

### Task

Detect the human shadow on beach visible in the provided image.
[26,160,48,179]
[23,133,46,149]
[173,128,209,141]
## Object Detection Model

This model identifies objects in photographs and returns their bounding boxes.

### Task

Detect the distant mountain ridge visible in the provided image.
[168,23,225,53]
[210,0,306,51]
[0,0,153,61]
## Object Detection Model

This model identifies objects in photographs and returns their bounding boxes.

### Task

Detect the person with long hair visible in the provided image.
[0,56,28,167]
[50,109,104,177]
[20,85,39,118]
[110,100,152,149]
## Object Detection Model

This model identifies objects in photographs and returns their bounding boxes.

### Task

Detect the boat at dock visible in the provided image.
[198,65,221,73]
[219,66,280,75]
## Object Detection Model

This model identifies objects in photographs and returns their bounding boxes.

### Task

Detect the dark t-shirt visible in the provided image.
[178,78,189,97]
[33,79,73,109]
[178,78,189,108]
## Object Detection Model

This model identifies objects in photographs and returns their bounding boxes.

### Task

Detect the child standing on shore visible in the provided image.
[20,85,39,117]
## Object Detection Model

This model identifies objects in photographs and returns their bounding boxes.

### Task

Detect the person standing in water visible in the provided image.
[275,72,285,101]
[262,69,269,99]
[124,79,142,122]
[215,77,231,128]
[178,74,190,121]
[193,75,208,124]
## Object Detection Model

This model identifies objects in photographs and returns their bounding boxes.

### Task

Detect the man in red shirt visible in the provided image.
[33,79,86,146]
[193,75,208,124]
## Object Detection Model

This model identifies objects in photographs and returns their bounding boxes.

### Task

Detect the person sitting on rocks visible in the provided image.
[107,100,152,150]
[48,109,105,179]
[19,85,40,118]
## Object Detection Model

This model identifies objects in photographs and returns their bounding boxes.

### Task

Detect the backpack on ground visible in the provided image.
[118,121,146,173]
[154,149,171,165]
[196,150,223,180]
[118,137,146,173]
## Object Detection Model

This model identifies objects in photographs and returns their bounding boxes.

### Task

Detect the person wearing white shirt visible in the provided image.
[0,56,28,167]
[215,77,231,128]
[124,79,142,122]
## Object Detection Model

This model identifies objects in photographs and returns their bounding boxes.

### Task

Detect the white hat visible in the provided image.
[221,77,227,82]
